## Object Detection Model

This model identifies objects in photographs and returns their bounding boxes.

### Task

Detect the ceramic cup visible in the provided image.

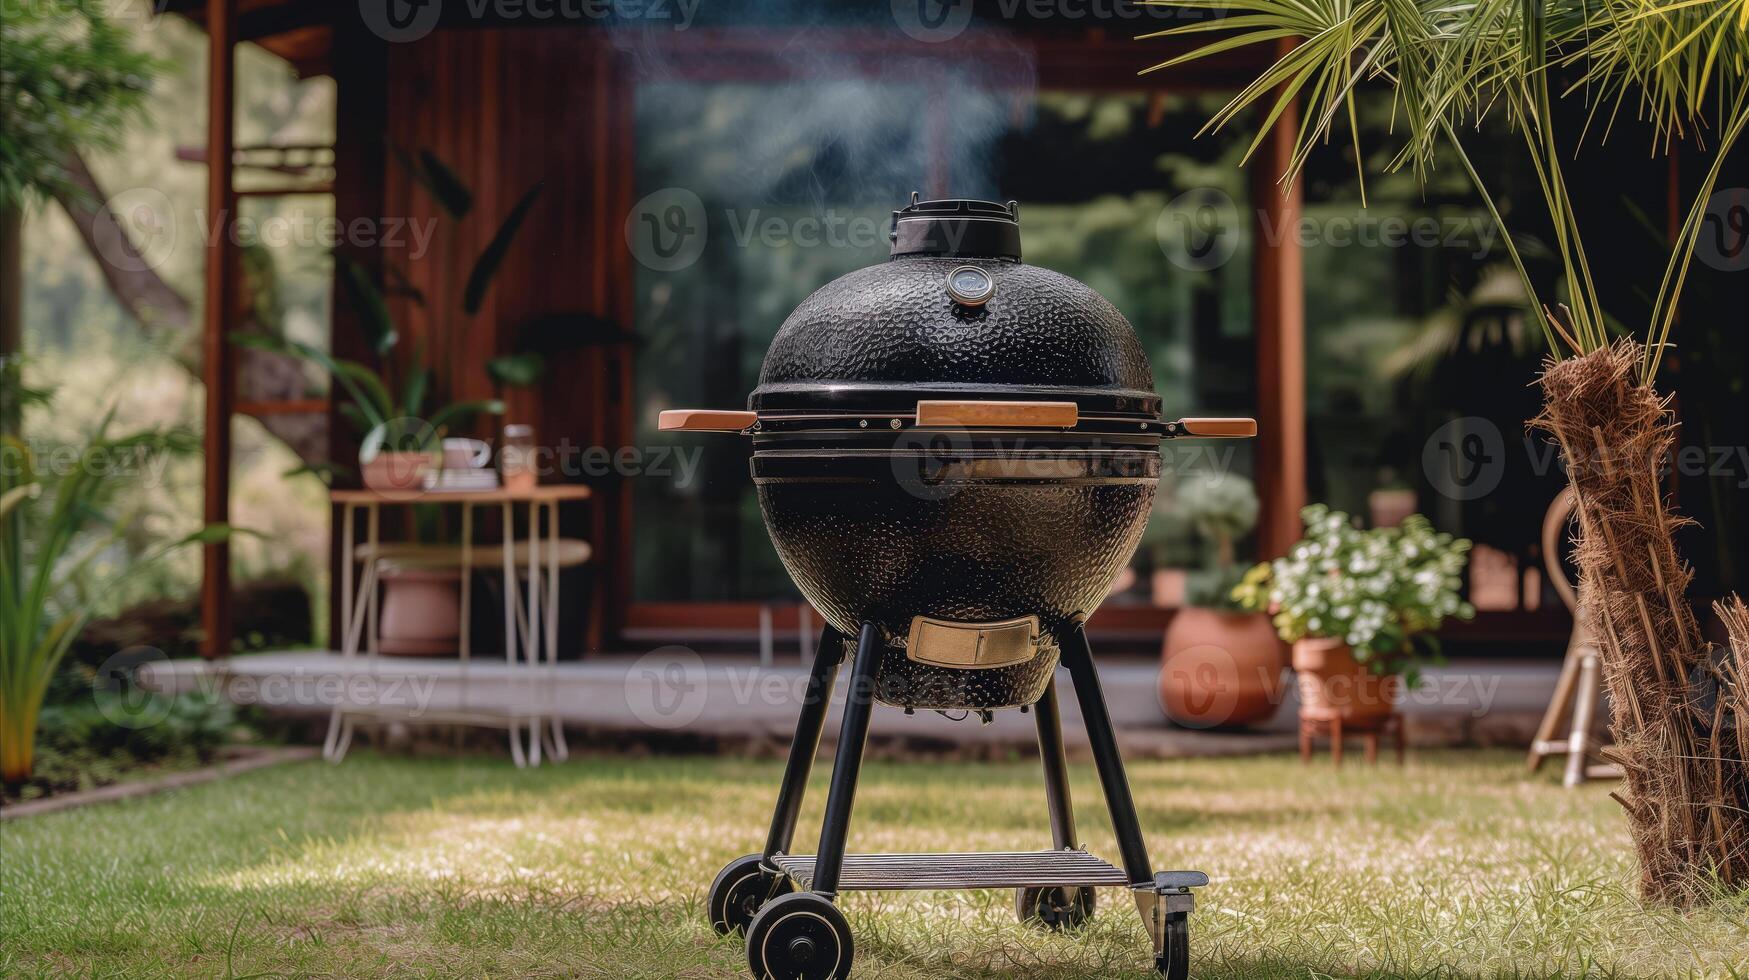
[441,437,492,471]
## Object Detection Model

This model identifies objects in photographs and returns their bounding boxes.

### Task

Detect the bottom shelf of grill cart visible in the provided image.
[770,850,1130,891]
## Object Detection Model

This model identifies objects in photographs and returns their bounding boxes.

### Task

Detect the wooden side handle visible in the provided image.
[915,400,1078,428]
[658,409,758,432]
[1175,417,1257,438]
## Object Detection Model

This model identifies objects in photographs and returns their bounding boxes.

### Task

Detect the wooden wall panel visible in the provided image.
[371,29,633,652]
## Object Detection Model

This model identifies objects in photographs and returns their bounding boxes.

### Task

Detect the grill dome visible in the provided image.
[750,255,1160,418]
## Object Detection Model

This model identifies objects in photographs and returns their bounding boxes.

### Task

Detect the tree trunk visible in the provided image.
[1536,341,1748,905]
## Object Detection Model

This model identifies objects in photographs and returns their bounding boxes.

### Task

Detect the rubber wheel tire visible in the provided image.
[1015,885,1096,930]
[708,854,794,936]
[1155,911,1189,980]
[745,892,853,980]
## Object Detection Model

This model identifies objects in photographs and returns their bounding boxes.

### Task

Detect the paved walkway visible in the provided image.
[144,651,1561,759]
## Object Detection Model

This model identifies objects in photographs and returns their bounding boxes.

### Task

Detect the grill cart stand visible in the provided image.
[708,622,1207,980]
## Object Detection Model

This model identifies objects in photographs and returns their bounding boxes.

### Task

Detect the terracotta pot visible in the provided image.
[362,451,431,493]
[1158,608,1288,728]
[1367,488,1418,528]
[377,567,461,656]
[1291,637,1398,724]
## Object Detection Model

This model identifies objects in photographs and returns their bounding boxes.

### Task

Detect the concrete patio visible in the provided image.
[143,650,1563,759]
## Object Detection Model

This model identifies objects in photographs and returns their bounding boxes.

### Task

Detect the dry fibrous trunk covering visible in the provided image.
[1536,342,1749,905]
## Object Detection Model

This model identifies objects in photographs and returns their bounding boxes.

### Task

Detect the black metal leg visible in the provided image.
[762,625,846,861]
[809,622,881,898]
[1059,624,1154,886]
[1033,678,1078,850]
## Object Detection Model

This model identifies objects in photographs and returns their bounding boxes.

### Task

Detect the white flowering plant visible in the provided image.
[1232,504,1475,683]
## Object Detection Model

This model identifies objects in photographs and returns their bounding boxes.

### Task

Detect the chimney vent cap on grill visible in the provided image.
[890,195,1021,261]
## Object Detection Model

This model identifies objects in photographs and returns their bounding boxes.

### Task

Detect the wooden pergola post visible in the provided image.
[200,0,237,658]
[1252,86,1307,559]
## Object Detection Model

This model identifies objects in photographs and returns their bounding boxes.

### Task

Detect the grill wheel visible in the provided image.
[745,892,853,980]
[1157,912,1190,980]
[707,854,794,936]
[1015,884,1096,931]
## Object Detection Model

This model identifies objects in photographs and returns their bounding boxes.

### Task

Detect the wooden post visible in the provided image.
[200,0,238,658]
[1252,69,1307,559]
[0,203,21,359]
[325,18,388,652]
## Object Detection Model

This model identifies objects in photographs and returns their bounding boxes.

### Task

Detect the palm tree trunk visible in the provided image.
[1536,341,1747,905]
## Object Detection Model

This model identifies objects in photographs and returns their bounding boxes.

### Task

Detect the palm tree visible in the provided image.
[1140,0,1748,904]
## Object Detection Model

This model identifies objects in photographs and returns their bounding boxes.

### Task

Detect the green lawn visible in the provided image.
[2,750,1745,978]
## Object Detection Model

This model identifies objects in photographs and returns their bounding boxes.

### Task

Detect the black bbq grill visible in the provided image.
[663,195,1251,980]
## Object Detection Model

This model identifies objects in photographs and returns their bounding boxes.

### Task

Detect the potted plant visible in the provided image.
[1233,505,1474,725]
[1158,472,1287,728]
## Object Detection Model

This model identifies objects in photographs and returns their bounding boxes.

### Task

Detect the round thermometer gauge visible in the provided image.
[945,265,996,307]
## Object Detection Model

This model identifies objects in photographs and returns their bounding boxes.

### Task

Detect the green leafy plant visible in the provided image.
[0,358,232,783]
[1177,471,1260,610]
[0,0,160,210]
[233,150,546,475]
[1141,0,1747,377]
[1233,505,1474,683]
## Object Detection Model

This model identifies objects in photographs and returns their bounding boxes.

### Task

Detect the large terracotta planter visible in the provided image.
[362,451,431,493]
[1291,637,1398,724]
[1158,608,1288,728]
[377,567,461,656]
